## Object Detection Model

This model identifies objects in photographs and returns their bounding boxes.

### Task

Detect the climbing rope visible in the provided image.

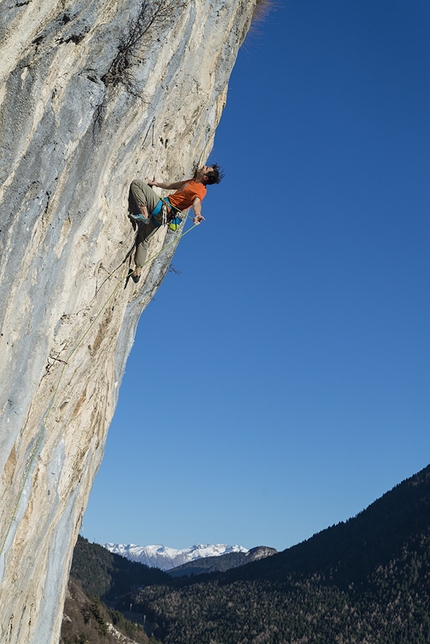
[0,214,198,559]
[142,116,156,149]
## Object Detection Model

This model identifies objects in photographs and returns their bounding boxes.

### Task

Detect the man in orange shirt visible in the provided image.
[129,164,223,282]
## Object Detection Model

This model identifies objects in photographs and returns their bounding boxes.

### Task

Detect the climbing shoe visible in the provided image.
[129,212,150,225]
[126,268,141,283]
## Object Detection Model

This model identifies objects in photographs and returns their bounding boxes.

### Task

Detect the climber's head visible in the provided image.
[195,164,224,185]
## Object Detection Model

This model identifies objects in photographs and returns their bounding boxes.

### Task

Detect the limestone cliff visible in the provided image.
[0,1,256,642]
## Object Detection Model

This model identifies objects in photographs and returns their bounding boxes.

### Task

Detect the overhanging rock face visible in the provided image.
[0,1,255,641]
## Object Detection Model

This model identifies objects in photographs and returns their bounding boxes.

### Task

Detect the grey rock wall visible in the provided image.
[0,1,256,642]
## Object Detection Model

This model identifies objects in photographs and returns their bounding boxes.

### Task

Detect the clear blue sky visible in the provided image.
[83,0,430,553]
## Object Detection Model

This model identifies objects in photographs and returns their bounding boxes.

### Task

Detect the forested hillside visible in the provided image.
[70,537,171,599]
[61,579,159,644]
[62,540,169,643]
[68,465,430,643]
[124,465,430,643]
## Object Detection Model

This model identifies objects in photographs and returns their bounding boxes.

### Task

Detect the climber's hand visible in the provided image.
[193,213,205,225]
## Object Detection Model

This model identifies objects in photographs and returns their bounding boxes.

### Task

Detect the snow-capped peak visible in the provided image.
[103,543,248,571]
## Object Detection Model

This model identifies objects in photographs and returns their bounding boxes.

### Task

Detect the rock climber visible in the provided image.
[128,164,223,282]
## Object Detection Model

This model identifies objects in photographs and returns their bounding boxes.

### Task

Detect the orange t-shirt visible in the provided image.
[168,180,206,210]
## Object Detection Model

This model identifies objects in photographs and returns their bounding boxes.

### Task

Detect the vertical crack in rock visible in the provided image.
[0,1,258,641]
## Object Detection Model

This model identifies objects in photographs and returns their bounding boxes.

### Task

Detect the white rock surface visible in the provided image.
[0,1,257,642]
[104,542,249,570]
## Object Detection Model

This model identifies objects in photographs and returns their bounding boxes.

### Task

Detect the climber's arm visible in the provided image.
[192,197,205,225]
[148,179,186,190]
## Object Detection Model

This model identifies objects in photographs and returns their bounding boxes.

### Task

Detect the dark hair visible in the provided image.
[205,163,224,185]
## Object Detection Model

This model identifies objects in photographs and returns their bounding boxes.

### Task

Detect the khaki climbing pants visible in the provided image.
[130,179,164,268]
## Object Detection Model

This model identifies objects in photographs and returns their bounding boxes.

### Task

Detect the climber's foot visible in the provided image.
[129,212,150,225]
[131,267,141,283]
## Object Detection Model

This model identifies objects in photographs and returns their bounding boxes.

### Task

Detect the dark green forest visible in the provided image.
[62,540,169,643]
[66,464,430,643]
[70,536,171,598]
[61,578,159,644]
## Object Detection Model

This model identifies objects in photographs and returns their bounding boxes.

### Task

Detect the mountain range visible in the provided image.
[103,542,249,571]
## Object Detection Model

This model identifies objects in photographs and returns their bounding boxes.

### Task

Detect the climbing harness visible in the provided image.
[0,212,197,560]
[149,197,185,231]
[164,198,184,231]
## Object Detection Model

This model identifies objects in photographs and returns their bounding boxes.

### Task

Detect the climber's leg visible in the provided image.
[129,180,159,224]
[132,219,159,281]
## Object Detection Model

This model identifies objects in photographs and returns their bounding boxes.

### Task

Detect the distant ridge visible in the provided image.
[103,543,248,571]
[168,546,278,577]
